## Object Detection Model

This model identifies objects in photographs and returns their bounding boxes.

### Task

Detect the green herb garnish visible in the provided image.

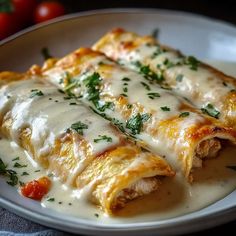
[0,158,18,186]
[30,89,44,98]
[147,92,160,99]
[126,113,151,135]
[12,157,20,161]
[21,172,29,176]
[160,106,170,111]
[184,56,200,70]
[179,112,190,118]
[126,104,133,109]
[201,104,220,119]
[122,77,131,82]
[47,197,55,202]
[94,135,112,143]
[163,58,174,69]
[70,121,88,135]
[140,82,151,91]
[13,162,27,168]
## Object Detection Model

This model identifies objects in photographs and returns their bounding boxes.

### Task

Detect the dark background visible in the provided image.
[61,0,236,26]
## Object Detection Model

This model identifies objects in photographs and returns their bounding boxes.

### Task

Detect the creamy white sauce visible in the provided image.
[0,136,236,223]
[116,43,235,112]
[0,78,120,157]
[0,62,236,223]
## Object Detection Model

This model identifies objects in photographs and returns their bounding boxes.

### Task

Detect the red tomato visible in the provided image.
[34,2,65,24]
[21,176,51,200]
[0,13,18,40]
[13,0,38,24]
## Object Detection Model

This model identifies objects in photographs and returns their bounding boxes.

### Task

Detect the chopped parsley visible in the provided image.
[179,112,190,118]
[122,77,131,82]
[126,104,133,109]
[184,56,200,71]
[0,158,18,186]
[163,58,175,69]
[41,47,53,60]
[94,213,99,218]
[176,74,184,82]
[13,162,27,168]
[222,82,227,87]
[69,102,77,105]
[151,46,163,58]
[201,104,220,119]
[160,106,170,111]
[30,89,44,98]
[126,113,151,135]
[226,166,236,171]
[147,92,160,99]
[94,135,112,143]
[21,172,29,176]
[123,87,128,93]
[47,197,55,202]
[140,82,151,91]
[70,121,88,135]
[120,93,128,97]
[12,157,20,161]
[34,170,41,172]
[58,89,65,94]
[111,118,125,133]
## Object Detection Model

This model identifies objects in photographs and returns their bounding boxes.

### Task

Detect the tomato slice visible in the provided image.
[21,176,51,201]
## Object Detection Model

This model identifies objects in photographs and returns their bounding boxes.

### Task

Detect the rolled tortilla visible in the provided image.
[38,48,236,181]
[0,71,174,214]
[93,28,236,128]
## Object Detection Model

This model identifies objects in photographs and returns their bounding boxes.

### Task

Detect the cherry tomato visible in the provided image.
[34,2,65,24]
[0,13,18,40]
[13,0,38,24]
[21,176,51,200]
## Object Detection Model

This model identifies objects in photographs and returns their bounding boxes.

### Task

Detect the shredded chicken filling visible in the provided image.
[112,177,161,210]
[193,138,221,168]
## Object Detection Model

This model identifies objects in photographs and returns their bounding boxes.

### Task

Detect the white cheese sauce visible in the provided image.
[0,135,236,223]
[0,62,235,223]
[120,43,235,111]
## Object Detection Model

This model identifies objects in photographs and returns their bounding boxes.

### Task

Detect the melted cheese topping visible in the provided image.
[0,61,236,221]
[44,52,236,177]
[0,78,120,158]
[99,35,235,114]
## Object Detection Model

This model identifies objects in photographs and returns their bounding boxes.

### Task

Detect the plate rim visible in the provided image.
[1,8,236,47]
[0,8,236,235]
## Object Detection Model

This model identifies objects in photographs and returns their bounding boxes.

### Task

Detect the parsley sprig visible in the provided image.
[70,121,88,135]
[126,113,151,135]
[201,104,220,119]
[94,135,112,143]
[0,158,18,186]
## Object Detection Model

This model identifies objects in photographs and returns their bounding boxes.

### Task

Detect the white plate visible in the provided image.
[1,9,236,236]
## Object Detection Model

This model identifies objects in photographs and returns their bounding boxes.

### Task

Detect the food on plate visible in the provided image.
[0,71,174,214]
[93,28,236,128]
[38,48,236,181]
